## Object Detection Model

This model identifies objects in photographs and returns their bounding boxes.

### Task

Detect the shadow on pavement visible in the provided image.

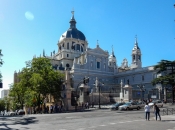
[161,120,175,122]
[0,116,38,130]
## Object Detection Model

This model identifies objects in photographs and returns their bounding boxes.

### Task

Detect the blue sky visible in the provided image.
[0,0,175,93]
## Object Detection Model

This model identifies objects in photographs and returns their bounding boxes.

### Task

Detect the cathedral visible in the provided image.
[14,11,161,106]
[44,11,159,101]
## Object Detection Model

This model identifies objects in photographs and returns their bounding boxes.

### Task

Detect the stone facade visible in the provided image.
[14,12,163,106]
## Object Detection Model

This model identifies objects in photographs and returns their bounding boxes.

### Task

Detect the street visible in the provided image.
[0,108,175,130]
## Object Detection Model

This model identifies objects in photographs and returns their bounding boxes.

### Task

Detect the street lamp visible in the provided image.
[137,84,145,100]
[93,77,104,109]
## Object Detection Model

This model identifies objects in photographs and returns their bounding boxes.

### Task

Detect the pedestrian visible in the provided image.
[46,106,49,113]
[153,103,161,121]
[144,102,150,121]
[50,105,53,113]
[86,102,89,109]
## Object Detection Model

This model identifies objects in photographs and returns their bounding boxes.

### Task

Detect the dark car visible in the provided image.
[110,102,125,110]
[17,109,25,115]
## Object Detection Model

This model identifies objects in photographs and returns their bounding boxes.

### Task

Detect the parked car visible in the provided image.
[110,102,125,110]
[17,109,25,115]
[148,100,163,108]
[137,101,145,109]
[8,111,16,116]
[119,102,141,110]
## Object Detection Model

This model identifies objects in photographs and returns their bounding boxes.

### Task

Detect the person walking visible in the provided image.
[153,103,161,121]
[144,102,150,121]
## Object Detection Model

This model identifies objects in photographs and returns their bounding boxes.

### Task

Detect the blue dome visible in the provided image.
[65,28,85,40]
[59,12,86,42]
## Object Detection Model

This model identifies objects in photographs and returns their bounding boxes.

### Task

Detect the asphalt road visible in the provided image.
[0,108,174,130]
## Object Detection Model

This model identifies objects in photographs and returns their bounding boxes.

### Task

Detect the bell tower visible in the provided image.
[131,36,142,69]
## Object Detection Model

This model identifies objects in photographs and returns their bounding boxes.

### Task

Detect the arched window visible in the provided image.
[77,44,80,51]
[81,46,83,52]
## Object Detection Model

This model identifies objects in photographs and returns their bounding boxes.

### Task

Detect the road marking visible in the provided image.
[99,125,106,126]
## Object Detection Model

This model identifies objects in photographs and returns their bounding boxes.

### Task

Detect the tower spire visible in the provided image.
[112,45,114,55]
[135,35,138,45]
[96,40,99,48]
[70,9,76,28]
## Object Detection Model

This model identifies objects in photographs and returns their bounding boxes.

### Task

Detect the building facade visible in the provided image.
[1,89,9,99]
[14,11,162,104]
[45,11,161,101]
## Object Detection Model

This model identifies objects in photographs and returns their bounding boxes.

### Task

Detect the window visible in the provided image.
[133,55,135,60]
[81,46,83,52]
[142,75,144,81]
[66,64,70,68]
[67,43,69,49]
[104,64,106,69]
[62,43,64,47]
[97,62,100,69]
[77,44,80,51]
[67,54,69,57]
[91,62,92,67]
[138,55,140,60]
[133,76,134,81]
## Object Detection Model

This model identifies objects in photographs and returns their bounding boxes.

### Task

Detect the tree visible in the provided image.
[9,57,65,110]
[152,60,175,102]
[0,99,5,111]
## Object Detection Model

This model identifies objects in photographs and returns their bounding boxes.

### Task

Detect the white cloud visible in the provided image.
[25,11,34,21]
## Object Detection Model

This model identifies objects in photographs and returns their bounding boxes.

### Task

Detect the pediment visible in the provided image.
[88,47,108,55]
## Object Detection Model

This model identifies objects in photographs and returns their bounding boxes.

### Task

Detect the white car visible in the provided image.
[148,100,163,108]
[8,111,16,116]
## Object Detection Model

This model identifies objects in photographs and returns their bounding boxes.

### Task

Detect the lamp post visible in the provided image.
[91,89,93,105]
[93,77,104,109]
[137,84,145,100]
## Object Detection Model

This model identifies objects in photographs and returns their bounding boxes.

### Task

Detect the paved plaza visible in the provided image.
[0,107,174,130]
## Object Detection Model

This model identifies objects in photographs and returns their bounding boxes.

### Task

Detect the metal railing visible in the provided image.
[162,108,175,115]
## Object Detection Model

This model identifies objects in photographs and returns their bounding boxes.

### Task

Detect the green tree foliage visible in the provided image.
[9,57,65,108]
[0,99,5,111]
[152,60,175,86]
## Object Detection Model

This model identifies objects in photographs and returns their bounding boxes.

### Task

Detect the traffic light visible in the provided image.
[40,100,43,104]
[0,83,3,88]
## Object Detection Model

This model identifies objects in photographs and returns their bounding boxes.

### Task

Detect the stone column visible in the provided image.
[120,80,123,101]
[164,86,167,102]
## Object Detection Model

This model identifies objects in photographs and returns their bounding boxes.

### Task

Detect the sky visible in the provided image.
[0,0,175,94]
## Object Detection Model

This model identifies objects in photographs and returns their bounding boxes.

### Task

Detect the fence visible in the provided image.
[162,108,175,115]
